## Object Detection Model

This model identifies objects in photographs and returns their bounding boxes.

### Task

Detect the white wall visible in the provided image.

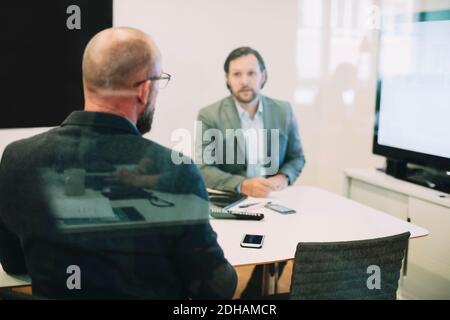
[114,0,298,151]
[1,0,449,196]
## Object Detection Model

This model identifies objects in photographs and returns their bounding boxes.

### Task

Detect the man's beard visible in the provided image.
[232,88,258,104]
[136,104,155,135]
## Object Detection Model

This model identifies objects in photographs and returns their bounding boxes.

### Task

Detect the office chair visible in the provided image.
[288,232,410,300]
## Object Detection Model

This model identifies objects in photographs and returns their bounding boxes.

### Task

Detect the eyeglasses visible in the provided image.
[135,72,171,89]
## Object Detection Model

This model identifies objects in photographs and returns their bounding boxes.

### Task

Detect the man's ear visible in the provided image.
[225,73,231,90]
[260,70,267,89]
[137,80,151,105]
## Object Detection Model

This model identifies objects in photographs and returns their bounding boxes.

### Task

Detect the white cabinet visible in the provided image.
[344,168,450,300]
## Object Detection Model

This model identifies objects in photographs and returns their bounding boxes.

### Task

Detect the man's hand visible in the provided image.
[240,177,275,198]
[267,174,289,191]
[108,168,159,188]
[108,169,143,187]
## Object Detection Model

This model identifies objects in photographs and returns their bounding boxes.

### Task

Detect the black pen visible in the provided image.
[239,201,271,208]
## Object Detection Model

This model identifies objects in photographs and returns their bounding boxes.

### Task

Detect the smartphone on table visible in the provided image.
[240,234,265,249]
[264,203,296,214]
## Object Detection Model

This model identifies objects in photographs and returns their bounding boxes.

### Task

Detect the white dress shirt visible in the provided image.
[234,98,266,178]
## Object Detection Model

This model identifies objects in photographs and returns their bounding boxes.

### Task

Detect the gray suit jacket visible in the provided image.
[196,95,305,191]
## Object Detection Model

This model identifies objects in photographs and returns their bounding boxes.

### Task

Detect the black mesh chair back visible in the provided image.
[290,232,410,300]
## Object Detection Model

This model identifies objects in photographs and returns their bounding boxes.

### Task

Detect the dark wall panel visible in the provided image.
[0,0,113,128]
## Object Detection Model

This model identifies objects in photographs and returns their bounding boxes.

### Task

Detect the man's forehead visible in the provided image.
[229,54,259,70]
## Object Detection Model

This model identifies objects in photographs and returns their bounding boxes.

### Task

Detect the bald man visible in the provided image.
[0,27,237,299]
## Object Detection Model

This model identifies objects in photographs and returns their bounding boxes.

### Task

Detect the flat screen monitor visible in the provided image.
[373,9,450,171]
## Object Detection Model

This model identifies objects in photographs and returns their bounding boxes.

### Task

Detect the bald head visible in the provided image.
[82,27,160,93]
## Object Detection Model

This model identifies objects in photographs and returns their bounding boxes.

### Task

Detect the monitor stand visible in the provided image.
[382,159,450,194]
[385,158,407,178]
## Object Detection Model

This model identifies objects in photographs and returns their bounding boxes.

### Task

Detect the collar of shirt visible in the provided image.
[233,97,263,121]
[125,117,139,131]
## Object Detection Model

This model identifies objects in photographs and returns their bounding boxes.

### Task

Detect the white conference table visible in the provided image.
[210,186,428,294]
[0,185,429,292]
[211,186,428,266]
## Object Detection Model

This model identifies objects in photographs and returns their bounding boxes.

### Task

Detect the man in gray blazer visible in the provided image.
[196,47,305,198]
[196,47,305,298]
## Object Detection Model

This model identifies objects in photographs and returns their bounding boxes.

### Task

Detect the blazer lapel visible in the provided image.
[261,96,283,172]
[222,96,246,167]
[222,96,241,130]
[262,96,276,158]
